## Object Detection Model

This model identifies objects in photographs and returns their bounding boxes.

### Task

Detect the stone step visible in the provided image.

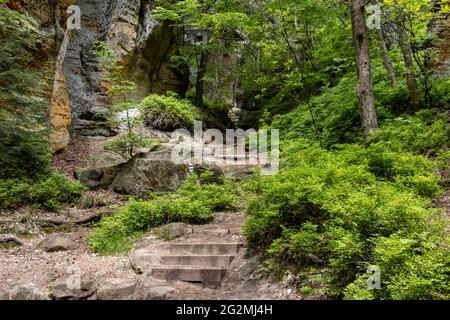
[218,155,247,160]
[130,253,234,270]
[149,266,228,283]
[160,255,234,267]
[202,228,230,237]
[168,243,243,255]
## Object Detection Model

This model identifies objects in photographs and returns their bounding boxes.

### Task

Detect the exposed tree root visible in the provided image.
[31,212,107,227]
[0,237,23,246]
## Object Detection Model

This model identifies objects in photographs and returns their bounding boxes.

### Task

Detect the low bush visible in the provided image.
[0,174,84,210]
[369,110,449,155]
[430,77,450,108]
[30,174,85,210]
[89,176,239,255]
[178,175,239,211]
[0,130,51,181]
[344,233,450,300]
[243,140,448,299]
[140,94,200,131]
[0,179,31,208]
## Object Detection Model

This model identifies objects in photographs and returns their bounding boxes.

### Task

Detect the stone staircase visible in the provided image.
[204,146,271,174]
[129,214,245,287]
[161,141,270,171]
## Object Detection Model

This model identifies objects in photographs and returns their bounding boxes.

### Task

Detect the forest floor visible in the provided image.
[0,206,303,300]
[2,139,447,300]
[0,138,304,300]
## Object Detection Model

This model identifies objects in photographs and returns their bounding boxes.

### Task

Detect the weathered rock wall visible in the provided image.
[13,0,254,149]
[50,29,72,152]
[14,0,189,150]
[428,1,450,77]
[6,0,75,152]
[63,0,188,139]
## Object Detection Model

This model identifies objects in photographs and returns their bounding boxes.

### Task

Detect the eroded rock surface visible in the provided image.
[75,147,188,197]
[63,0,187,138]
[49,276,95,300]
[145,286,178,300]
[97,278,137,300]
[35,236,77,253]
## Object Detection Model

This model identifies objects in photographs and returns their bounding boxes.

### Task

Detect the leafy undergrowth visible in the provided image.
[244,110,449,300]
[0,174,84,211]
[140,93,200,131]
[88,173,240,255]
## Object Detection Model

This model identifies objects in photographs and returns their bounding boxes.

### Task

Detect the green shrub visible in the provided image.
[345,233,450,300]
[243,141,447,299]
[430,77,450,108]
[30,174,84,210]
[267,223,326,267]
[89,196,213,254]
[140,94,200,131]
[89,177,239,255]
[169,197,214,223]
[369,110,449,155]
[0,174,83,210]
[179,175,239,211]
[0,179,30,208]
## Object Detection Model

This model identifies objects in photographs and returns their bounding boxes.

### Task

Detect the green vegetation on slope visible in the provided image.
[1,0,449,301]
[244,103,449,299]
[0,5,83,211]
[0,174,84,211]
[0,4,49,180]
[89,174,239,255]
[140,93,201,131]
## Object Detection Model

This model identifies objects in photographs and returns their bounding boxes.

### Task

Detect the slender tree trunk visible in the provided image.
[395,10,420,110]
[125,106,133,158]
[351,0,379,146]
[377,27,397,85]
[195,51,208,108]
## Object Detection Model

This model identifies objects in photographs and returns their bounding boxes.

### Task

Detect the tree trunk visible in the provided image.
[377,27,397,85]
[350,0,379,146]
[195,51,208,108]
[395,10,421,111]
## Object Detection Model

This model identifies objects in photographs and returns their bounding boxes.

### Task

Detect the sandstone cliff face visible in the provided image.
[50,29,72,152]
[63,0,188,139]
[7,0,75,152]
[15,0,188,150]
[7,0,74,29]
[14,0,248,151]
[428,2,450,77]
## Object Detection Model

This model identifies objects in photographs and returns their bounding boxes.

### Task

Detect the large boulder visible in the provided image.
[35,236,77,253]
[111,152,187,198]
[74,146,225,197]
[74,166,119,190]
[77,193,110,209]
[129,249,162,274]
[154,222,189,240]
